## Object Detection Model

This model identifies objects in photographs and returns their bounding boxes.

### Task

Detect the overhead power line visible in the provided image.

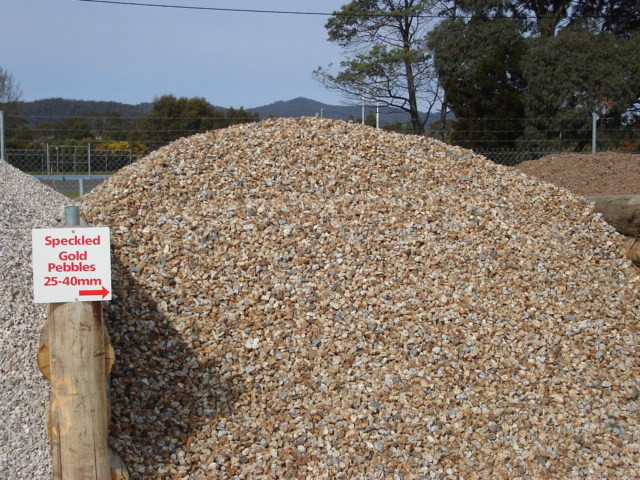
[76,0,607,21]
[77,0,346,16]
[77,0,466,18]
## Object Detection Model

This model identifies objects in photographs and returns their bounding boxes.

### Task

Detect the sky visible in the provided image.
[1,0,350,108]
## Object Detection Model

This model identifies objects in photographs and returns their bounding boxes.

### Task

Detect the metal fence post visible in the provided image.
[592,112,597,154]
[88,143,92,178]
[0,111,5,162]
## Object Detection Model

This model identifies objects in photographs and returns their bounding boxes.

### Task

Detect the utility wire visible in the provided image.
[77,0,346,16]
[76,0,608,21]
[77,0,472,18]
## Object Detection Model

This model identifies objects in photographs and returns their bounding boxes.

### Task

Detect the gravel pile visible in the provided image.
[79,117,640,479]
[516,152,640,197]
[0,160,74,480]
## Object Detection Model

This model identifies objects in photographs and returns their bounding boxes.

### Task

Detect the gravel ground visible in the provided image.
[515,152,640,196]
[81,118,639,479]
[0,160,75,480]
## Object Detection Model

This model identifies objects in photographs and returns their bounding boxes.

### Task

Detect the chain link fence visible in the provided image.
[471,148,560,166]
[469,147,639,166]
[6,145,139,176]
[5,145,141,197]
[4,143,637,196]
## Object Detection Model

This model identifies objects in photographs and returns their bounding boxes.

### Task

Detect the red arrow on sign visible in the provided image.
[78,286,110,299]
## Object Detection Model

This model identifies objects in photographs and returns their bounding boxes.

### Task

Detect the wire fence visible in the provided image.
[6,145,140,176]
[476,147,639,165]
[472,148,546,165]
[4,139,638,198]
[471,148,572,165]
[6,143,638,178]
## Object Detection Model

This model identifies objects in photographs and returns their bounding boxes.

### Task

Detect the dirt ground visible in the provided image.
[514,152,640,197]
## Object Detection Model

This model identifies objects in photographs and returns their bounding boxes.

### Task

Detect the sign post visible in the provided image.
[34,206,127,480]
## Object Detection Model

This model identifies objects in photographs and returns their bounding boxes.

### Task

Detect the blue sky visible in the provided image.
[1,0,349,108]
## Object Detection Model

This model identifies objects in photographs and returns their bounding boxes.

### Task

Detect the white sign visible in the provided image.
[32,227,112,303]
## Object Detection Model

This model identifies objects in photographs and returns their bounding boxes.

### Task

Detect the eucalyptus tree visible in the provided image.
[314,0,444,134]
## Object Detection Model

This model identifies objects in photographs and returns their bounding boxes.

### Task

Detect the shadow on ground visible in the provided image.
[105,260,244,479]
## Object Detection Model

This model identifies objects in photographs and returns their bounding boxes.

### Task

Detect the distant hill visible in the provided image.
[17,98,153,126]
[249,97,433,127]
[16,96,440,129]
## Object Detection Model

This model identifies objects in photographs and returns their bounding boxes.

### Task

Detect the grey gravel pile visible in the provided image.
[0,160,74,479]
[81,118,640,479]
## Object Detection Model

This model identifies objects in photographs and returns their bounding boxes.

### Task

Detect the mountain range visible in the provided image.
[16,97,438,128]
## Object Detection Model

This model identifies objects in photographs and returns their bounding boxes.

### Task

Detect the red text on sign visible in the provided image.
[44,235,102,248]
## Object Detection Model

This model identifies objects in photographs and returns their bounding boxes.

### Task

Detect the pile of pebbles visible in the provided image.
[3,119,638,480]
[80,118,639,479]
[0,160,74,479]
[516,152,640,197]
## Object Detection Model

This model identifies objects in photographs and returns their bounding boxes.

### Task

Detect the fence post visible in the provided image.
[0,111,5,162]
[592,112,597,154]
[88,143,92,178]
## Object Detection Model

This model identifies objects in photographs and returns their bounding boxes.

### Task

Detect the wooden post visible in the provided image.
[47,301,111,479]
[586,195,640,237]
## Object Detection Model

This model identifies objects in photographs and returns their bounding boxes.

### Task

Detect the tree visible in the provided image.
[131,95,259,148]
[94,141,148,156]
[521,27,640,151]
[1,67,26,148]
[314,0,444,134]
[83,111,133,142]
[571,0,640,38]
[0,66,22,104]
[427,0,640,152]
[130,95,223,147]
[225,106,259,126]
[428,15,527,149]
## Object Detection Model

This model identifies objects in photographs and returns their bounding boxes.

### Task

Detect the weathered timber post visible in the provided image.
[47,301,111,479]
[586,195,640,267]
[35,206,128,480]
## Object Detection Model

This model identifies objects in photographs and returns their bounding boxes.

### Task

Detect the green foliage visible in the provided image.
[94,141,148,156]
[0,66,26,145]
[15,98,151,127]
[225,107,259,126]
[571,0,640,38]
[7,95,259,151]
[131,95,259,147]
[23,111,132,147]
[382,121,413,133]
[133,95,222,145]
[363,111,377,127]
[325,0,381,46]
[0,66,21,104]
[429,16,527,149]
[521,28,640,150]
[427,0,640,152]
